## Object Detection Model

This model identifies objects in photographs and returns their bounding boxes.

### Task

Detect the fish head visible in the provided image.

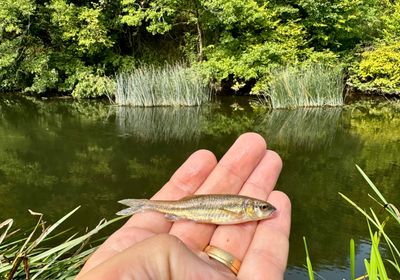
[246,199,277,220]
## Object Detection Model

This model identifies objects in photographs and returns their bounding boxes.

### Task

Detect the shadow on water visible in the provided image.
[0,96,399,279]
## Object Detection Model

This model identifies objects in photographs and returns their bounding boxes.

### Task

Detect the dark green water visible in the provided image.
[0,96,399,279]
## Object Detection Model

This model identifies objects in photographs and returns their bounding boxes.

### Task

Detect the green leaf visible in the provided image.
[356,165,388,205]
[303,236,314,280]
[350,238,355,280]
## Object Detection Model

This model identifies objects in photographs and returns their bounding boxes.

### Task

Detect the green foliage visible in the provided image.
[349,42,400,94]
[382,1,400,41]
[71,73,115,99]
[48,0,113,53]
[0,0,398,97]
[0,0,35,34]
[196,2,308,93]
[297,0,385,51]
[0,0,116,97]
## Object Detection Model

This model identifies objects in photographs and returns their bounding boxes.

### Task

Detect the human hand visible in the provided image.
[76,133,291,280]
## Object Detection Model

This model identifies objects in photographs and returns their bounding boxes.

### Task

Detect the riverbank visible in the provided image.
[1,1,399,103]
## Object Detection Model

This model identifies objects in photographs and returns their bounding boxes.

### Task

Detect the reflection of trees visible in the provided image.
[1,96,400,279]
[281,103,400,277]
[347,102,400,214]
[277,125,364,271]
[0,97,120,227]
[0,97,189,229]
[128,156,172,179]
[116,106,211,143]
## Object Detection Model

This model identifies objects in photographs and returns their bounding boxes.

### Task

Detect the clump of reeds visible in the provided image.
[304,165,400,280]
[266,63,345,109]
[115,63,211,107]
[0,207,122,279]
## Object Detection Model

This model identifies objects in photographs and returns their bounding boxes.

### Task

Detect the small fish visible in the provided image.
[117,194,276,224]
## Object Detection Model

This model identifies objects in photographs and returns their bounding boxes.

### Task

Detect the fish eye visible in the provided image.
[261,205,268,210]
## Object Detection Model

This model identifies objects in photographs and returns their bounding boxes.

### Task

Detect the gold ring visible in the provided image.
[204,245,241,275]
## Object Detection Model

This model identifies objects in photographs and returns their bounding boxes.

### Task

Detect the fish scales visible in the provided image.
[150,195,247,222]
[117,194,276,225]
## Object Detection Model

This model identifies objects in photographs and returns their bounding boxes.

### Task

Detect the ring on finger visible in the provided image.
[204,245,241,275]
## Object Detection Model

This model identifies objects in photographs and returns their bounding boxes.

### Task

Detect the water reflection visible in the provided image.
[116,106,211,143]
[0,97,399,279]
[259,107,346,152]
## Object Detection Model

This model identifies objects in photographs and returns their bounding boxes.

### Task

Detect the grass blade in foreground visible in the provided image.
[305,166,398,279]
[0,208,124,279]
[303,236,315,280]
[350,238,355,280]
[338,165,399,279]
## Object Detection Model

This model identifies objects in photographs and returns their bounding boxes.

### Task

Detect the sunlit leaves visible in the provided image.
[120,0,176,34]
[382,1,400,40]
[48,0,113,53]
[350,42,400,93]
[298,0,384,50]
[0,0,35,35]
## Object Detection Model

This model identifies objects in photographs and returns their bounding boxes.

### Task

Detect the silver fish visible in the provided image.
[117,194,276,224]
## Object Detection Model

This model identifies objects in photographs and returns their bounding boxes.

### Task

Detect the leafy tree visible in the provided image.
[295,0,386,51]
[382,0,400,41]
[120,0,308,93]
[197,1,307,93]
[0,0,116,96]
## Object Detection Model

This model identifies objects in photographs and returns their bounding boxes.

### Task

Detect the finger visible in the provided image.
[78,149,217,276]
[169,133,267,251]
[238,191,291,280]
[209,150,282,261]
[77,234,235,280]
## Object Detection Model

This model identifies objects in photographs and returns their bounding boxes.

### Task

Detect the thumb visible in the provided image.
[77,234,236,280]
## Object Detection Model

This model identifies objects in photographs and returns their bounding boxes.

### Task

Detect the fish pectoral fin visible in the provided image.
[164,213,183,221]
[219,208,243,219]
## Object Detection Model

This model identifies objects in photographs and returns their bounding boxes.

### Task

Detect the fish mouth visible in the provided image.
[268,204,277,217]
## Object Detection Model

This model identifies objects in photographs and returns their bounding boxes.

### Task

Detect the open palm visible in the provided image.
[77,133,291,280]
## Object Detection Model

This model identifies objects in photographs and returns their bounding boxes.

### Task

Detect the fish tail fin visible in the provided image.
[116,199,150,216]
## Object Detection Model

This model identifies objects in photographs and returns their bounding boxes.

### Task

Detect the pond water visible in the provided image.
[0,95,399,279]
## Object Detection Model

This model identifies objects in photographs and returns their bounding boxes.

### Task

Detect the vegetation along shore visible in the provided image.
[1,0,400,107]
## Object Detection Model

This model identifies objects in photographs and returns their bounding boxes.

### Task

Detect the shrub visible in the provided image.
[349,42,400,94]
[72,74,115,99]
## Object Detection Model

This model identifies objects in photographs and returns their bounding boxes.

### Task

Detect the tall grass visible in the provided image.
[266,63,345,109]
[0,207,123,279]
[305,165,400,280]
[115,63,211,107]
